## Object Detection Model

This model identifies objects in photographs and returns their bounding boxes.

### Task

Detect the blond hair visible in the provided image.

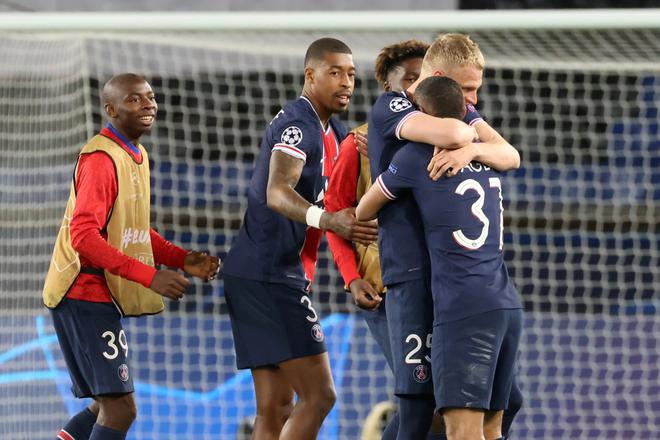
[421,33,485,75]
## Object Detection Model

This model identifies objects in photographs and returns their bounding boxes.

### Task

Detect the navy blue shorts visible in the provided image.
[385,277,434,396]
[223,274,327,370]
[358,299,394,372]
[50,298,134,398]
[433,308,523,411]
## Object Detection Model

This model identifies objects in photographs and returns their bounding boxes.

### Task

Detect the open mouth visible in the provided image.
[336,94,351,106]
[139,115,155,124]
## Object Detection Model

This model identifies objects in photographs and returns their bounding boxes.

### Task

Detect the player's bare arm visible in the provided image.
[355,183,391,222]
[427,121,520,180]
[267,150,378,245]
[398,112,477,150]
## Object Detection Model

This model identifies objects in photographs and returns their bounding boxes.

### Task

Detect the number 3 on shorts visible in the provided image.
[300,295,319,323]
[102,329,128,360]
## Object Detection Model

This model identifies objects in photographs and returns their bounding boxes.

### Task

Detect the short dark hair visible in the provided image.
[374,40,429,87]
[414,76,465,119]
[304,37,352,66]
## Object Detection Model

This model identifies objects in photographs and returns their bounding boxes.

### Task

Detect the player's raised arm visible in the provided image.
[398,111,477,149]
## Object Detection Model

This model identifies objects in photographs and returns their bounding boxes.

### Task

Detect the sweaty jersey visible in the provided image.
[223,96,346,290]
[368,91,483,286]
[377,143,522,323]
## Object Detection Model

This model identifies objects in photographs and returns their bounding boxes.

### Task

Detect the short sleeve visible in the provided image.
[376,144,420,200]
[271,121,311,162]
[371,92,423,141]
[464,104,484,127]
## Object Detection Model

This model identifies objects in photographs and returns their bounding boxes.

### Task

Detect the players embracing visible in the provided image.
[359,34,524,440]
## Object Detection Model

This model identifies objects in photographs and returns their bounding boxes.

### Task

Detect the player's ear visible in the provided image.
[104,102,116,119]
[433,70,445,77]
[383,81,392,92]
[304,66,315,84]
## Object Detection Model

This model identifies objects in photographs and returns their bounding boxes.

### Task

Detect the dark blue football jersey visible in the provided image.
[368,91,483,286]
[378,142,522,323]
[223,97,347,289]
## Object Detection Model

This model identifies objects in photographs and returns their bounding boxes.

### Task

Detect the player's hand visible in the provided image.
[150,270,189,301]
[355,131,369,158]
[427,143,477,180]
[184,251,221,281]
[348,278,382,311]
[323,207,378,245]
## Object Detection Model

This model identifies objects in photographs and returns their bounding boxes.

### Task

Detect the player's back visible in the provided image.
[389,143,522,323]
[223,97,346,289]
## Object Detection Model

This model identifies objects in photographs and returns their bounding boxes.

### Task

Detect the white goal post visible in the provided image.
[1,9,659,440]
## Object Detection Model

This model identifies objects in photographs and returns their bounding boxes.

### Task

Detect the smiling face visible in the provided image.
[104,76,157,143]
[304,51,355,121]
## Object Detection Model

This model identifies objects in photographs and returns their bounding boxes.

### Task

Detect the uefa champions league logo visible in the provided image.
[281,126,303,146]
[389,97,412,112]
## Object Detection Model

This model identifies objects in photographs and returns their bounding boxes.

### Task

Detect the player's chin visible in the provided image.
[331,101,350,113]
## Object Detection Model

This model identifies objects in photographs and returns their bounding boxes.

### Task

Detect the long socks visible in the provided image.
[57,407,97,440]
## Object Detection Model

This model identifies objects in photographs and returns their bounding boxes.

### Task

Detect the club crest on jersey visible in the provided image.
[118,364,130,382]
[413,364,430,383]
[389,97,412,112]
[311,323,324,342]
[281,126,303,146]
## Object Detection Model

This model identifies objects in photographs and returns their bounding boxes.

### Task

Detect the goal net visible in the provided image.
[1,11,658,439]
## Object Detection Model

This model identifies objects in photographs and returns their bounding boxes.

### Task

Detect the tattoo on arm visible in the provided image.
[266,151,311,223]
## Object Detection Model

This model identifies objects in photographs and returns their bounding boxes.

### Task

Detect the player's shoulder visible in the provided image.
[268,98,323,152]
[391,141,430,170]
[270,97,319,132]
[374,90,415,113]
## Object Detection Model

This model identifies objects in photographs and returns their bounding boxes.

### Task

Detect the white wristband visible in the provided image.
[305,205,324,229]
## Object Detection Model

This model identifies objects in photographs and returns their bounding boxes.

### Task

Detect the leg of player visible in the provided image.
[89,393,136,439]
[397,394,436,439]
[501,379,523,439]
[251,367,295,440]
[442,408,485,440]
[57,401,99,440]
[277,352,337,440]
[483,410,504,440]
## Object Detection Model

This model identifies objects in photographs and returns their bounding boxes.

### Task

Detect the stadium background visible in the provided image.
[1,6,659,440]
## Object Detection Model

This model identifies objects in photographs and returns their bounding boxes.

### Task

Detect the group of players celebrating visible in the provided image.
[44,33,523,440]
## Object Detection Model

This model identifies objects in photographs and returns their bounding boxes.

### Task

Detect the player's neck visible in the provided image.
[301,91,330,129]
[110,123,142,146]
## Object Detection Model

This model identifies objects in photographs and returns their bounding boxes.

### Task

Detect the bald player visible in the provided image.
[43,73,219,440]
[222,38,378,440]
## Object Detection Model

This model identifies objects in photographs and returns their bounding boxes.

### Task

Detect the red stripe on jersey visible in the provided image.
[377,175,397,200]
[58,429,76,440]
[322,126,339,178]
[301,227,323,288]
